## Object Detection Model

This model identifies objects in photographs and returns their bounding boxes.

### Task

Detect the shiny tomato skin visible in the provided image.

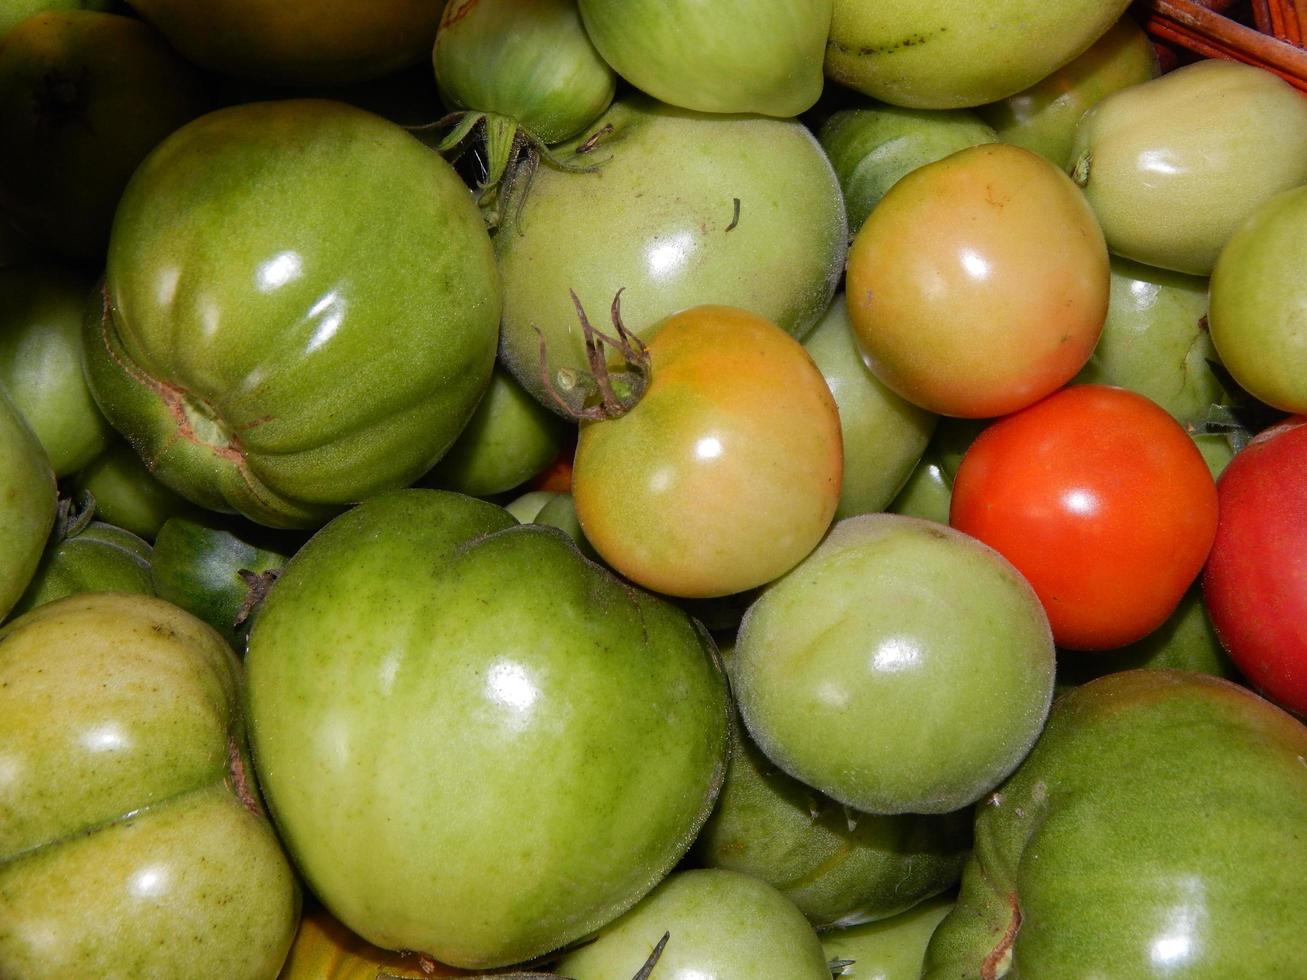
[573,305,842,599]
[950,385,1218,650]
[1203,416,1307,715]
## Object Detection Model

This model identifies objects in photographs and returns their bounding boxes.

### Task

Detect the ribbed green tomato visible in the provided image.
[84,99,501,528]
[497,96,847,413]
[578,0,830,116]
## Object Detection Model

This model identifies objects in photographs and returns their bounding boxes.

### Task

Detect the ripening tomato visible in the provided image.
[572,305,842,599]
[950,385,1218,650]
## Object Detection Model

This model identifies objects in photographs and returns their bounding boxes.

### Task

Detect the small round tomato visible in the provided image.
[950,385,1218,651]
[573,304,842,599]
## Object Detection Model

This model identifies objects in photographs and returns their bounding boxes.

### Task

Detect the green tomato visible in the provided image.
[696,699,969,929]
[1073,257,1226,424]
[925,670,1307,977]
[978,16,1157,168]
[150,517,294,652]
[0,0,112,38]
[7,519,152,620]
[127,0,445,86]
[74,440,203,540]
[1069,59,1307,275]
[0,265,112,474]
[578,0,830,116]
[0,11,208,258]
[823,895,954,980]
[735,514,1055,815]
[818,105,997,234]
[434,0,615,144]
[888,418,988,524]
[804,293,936,519]
[825,0,1131,109]
[497,96,847,412]
[423,366,570,498]
[0,388,56,618]
[554,869,832,980]
[1209,184,1307,414]
[84,99,501,528]
[0,593,299,978]
[504,488,558,523]
[245,490,729,969]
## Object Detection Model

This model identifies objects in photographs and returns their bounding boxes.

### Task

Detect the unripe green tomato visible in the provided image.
[822,895,954,980]
[555,869,832,980]
[433,0,615,144]
[84,99,502,528]
[1073,257,1226,424]
[0,387,57,619]
[803,293,936,519]
[818,104,997,235]
[1208,184,1307,413]
[578,0,831,116]
[825,0,1132,109]
[0,593,300,978]
[497,96,847,413]
[1069,59,1307,275]
[978,16,1157,168]
[736,513,1055,815]
[74,440,204,540]
[0,0,112,38]
[423,366,570,498]
[0,10,208,258]
[7,520,153,620]
[0,265,112,474]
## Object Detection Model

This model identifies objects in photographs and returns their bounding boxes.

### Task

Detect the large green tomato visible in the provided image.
[735,514,1055,815]
[0,265,112,474]
[497,96,847,412]
[925,670,1307,977]
[825,0,1131,108]
[1069,59,1307,275]
[1208,184,1307,414]
[85,99,501,528]
[578,0,830,116]
[0,593,300,978]
[245,490,729,969]
[0,387,56,619]
[126,0,445,85]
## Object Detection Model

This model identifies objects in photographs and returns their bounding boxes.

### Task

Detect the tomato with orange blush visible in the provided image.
[572,305,842,599]
[950,385,1218,650]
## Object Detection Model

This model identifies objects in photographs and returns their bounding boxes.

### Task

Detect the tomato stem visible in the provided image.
[537,290,651,422]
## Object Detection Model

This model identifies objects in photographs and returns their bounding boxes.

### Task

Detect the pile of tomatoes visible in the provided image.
[2,2,1307,979]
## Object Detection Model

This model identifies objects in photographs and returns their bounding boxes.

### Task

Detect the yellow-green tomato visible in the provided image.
[555,869,832,980]
[0,388,55,619]
[826,0,1131,108]
[822,895,954,980]
[978,16,1157,168]
[1069,59,1307,275]
[803,294,935,519]
[1209,184,1307,413]
[846,143,1108,418]
[0,593,300,978]
[0,265,112,474]
[578,0,830,116]
[735,514,1055,815]
[573,306,843,599]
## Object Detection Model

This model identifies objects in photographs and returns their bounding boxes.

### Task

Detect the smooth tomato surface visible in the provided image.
[1203,416,1307,715]
[950,385,1218,650]
[573,305,842,598]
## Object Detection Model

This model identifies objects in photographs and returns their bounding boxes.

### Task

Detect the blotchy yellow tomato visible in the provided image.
[846,143,1109,418]
[573,306,843,599]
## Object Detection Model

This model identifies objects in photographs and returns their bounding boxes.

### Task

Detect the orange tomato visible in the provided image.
[573,305,842,598]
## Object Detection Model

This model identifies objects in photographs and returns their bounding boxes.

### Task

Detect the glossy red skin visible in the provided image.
[1203,416,1307,715]
[951,385,1218,650]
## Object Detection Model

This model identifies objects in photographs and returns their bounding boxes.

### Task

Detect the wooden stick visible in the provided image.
[1142,0,1307,89]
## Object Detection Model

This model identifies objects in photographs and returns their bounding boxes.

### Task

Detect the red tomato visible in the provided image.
[950,385,1218,651]
[1203,416,1307,715]
[573,304,842,599]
